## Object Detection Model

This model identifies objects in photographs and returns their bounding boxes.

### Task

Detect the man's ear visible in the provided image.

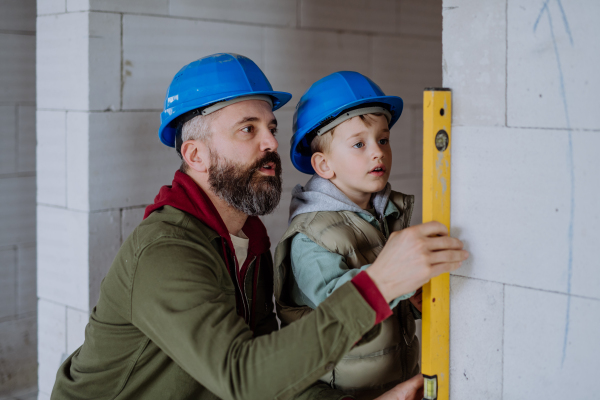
[181,140,209,173]
[311,152,335,179]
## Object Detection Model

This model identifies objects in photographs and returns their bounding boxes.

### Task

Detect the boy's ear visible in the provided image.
[181,139,209,173]
[311,152,335,180]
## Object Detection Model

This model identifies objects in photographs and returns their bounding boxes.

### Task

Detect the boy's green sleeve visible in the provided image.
[290,233,414,309]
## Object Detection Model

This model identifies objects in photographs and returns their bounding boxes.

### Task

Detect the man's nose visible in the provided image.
[260,128,279,153]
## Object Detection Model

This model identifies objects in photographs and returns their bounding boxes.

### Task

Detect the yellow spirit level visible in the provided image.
[421,88,451,400]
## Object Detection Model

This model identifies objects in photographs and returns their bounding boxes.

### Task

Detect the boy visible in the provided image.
[274,71,422,400]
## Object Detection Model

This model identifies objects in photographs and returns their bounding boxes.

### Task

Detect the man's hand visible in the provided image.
[408,287,422,312]
[374,374,424,400]
[367,221,468,302]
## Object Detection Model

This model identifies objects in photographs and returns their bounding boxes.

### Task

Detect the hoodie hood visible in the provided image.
[289,175,392,223]
[144,171,271,258]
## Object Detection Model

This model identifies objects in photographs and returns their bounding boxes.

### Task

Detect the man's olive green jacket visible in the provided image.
[51,172,380,400]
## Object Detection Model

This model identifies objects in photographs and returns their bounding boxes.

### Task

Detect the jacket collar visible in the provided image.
[144,171,271,257]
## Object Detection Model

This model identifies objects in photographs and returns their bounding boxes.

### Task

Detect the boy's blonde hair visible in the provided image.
[310,112,387,154]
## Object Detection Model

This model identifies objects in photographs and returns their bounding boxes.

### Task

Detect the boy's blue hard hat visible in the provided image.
[291,71,403,174]
[159,53,292,148]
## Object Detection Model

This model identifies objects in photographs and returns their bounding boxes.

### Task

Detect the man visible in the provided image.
[51,53,468,400]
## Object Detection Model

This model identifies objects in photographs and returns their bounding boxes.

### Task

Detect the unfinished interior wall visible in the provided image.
[35,1,442,397]
[444,0,600,398]
[0,0,37,398]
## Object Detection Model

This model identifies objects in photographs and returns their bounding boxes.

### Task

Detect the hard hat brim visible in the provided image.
[291,95,404,175]
[159,90,292,148]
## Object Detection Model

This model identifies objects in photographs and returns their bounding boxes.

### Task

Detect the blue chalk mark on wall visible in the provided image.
[534,0,574,368]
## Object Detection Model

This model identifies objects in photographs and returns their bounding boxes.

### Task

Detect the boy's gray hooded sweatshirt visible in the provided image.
[288,175,392,223]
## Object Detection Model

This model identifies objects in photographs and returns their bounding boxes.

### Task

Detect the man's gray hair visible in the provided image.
[179,110,221,172]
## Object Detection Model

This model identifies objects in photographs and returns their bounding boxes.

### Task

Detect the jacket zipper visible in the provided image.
[227,243,250,322]
[240,256,257,323]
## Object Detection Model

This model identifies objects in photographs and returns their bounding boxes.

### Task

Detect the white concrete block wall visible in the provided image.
[35,1,442,396]
[0,3,36,396]
[444,0,600,397]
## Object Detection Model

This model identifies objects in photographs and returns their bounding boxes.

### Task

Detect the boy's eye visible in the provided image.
[379,138,389,145]
[353,142,364,149]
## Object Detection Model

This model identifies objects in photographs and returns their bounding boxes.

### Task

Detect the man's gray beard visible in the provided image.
[208,150,282,216]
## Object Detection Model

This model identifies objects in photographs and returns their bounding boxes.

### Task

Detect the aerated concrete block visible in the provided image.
[263,27,369,111]
[170,0,296,27]
[0,176,36,247]
[37,299,65,395]
[272,109,306,191]
[66,307,88,353]
[451,126,598,298]
[0,105,17,175]
[397,0,442,38]
[0,246,17,319]
[85,112,179,211]
[122,15,263,110]
[507,0,600,130]
[0,33,35,103]
[37,13,88,110]
[503,285,600,398]
[67,0,168,14]
[389,105,415,176]
[88,210,120,310]
[37,205,89,309]
[0,316,37,395]
[260,188,292,254]
[442,0,506,126]
[88,12,121,111]
[37,0,66,15]
[371,35,442,107]
[300,0,396,34]
[37,110,67,207]
[121,206,146,243]
[571,131,600,300]
[0,0,36,32]
[450,276,503,400]
[66,111,88,211]
[17,244,37,315]
[18,105,36,173]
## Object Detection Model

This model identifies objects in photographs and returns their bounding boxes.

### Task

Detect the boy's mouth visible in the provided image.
[369,165,386,176]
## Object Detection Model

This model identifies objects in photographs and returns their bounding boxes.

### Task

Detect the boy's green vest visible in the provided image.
[273,191,419,399]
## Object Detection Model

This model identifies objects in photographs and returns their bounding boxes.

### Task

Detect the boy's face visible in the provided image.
[315,114,392,207]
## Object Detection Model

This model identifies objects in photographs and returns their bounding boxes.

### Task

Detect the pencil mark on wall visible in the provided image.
[534,0,574,368]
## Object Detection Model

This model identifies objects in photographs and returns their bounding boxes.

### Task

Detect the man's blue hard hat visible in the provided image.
[159,53,292,148]
[291,71,404,174]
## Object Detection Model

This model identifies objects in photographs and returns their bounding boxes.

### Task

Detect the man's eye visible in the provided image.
[353,142,364,149]
[379,138,389,145]
[270,127,278,135]
[241,126,253,133]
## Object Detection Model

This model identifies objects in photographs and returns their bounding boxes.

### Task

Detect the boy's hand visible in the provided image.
[408,287,422,312]
[374,374,424,400]
[367,221,468,303]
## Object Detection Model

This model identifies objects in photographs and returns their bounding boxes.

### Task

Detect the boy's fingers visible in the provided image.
[417,221,449,237]
[426,236,464,251]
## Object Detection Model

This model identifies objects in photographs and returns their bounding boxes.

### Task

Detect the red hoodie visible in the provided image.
[144,171,271,325]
